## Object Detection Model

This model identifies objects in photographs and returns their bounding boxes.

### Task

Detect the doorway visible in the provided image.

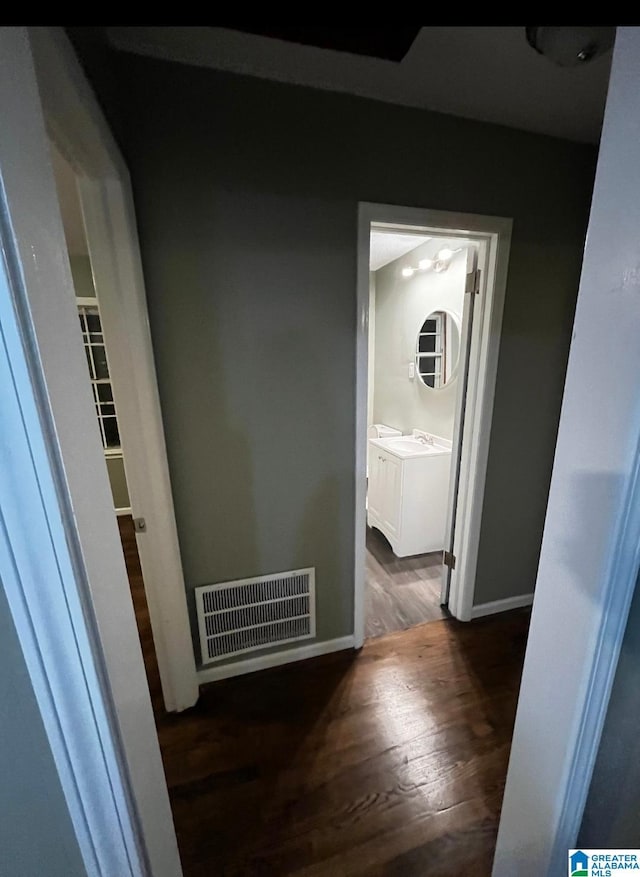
[51,143,132,518]
[355,204,512,646]
[39,98,197,717]
[366,227,471,637]
[49,143,169,707]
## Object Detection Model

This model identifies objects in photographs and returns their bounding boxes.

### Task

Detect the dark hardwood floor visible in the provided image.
[119,516,530,877]
[118,515,164,713]
[365,526,446,638]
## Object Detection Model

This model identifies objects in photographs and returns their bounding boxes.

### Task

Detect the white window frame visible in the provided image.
[416,311,444,387]
[77,298,123,453]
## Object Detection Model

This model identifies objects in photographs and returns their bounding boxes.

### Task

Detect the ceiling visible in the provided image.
[370,232,431,271]
[223,27,422,62]
[107,26,613,144]
[370,232,472,271]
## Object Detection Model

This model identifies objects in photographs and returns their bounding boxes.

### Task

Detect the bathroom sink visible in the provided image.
[387,438,430,454]
[370,435,450,458]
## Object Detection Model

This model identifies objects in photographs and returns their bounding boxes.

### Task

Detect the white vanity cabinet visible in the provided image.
[367,438,452,557]
[367,450,402,539]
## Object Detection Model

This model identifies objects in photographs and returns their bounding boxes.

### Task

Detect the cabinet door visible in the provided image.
[381,454,402,537]
[368,449,383,521]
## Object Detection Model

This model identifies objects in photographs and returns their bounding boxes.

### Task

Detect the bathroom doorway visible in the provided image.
[365,227,470,637]
[355,204,512,644]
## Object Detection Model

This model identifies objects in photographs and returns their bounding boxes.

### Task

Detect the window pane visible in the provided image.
[419,356,439,375]
[85,347,94,378]
[97,383,113,403]
[78,307,121,453]
[103,417,120,448]
[93,346,109,379]
[423,318,438,333]
[419,334,438,353]
[86,312,101,333]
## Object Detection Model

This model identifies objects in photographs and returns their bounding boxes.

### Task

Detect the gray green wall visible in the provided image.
[579,571,640,846]
[373,241,466,440]
[115,55,596,660]
[0,582,86,876]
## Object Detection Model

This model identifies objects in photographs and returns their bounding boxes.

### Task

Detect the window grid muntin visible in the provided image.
[78,304,121,450]
[416,312,445,388]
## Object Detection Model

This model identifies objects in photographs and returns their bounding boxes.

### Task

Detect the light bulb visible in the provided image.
[438,247,454,260]
[418,259,433,270]
[402,267,414,278]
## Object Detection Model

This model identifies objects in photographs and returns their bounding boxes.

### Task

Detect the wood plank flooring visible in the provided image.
[119,516,530,877]
[118,515,164,713]
[365,526,446,638]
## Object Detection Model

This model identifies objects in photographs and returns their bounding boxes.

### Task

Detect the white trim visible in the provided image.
[0,27,153,876]
[76,295,97,306]
[470,594,534,619]
[355,203,512,646]
[30,26,198,714]
[116,507,133,517]
[197,635,356,684]
[494,29,640,876]
[3,26,183,877]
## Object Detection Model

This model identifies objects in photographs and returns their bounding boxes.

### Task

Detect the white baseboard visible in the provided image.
[197,635,356,685]
[471,593,534,619]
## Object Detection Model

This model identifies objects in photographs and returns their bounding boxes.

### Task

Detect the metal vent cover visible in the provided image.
[195,568,316,665]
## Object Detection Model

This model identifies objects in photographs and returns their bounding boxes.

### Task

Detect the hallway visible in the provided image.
[121,518,529,876]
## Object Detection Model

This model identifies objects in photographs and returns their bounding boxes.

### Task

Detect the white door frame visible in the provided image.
[355,203,512,645]
[29,26,198,713]
[0,26,182,877]
[493,28,640,876]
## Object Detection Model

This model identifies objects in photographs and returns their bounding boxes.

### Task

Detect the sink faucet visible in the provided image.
[416,433,434,446]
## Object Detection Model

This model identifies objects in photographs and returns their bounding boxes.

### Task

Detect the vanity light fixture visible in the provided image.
[402,246,462,278]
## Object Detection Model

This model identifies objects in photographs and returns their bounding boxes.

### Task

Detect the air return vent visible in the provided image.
[195,568,316,665]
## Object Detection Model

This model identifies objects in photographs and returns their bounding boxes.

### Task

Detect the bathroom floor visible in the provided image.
[365,526,447,638]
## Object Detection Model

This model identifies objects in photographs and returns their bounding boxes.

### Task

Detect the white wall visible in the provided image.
[372,241,465,439]
[493,27,640,876]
